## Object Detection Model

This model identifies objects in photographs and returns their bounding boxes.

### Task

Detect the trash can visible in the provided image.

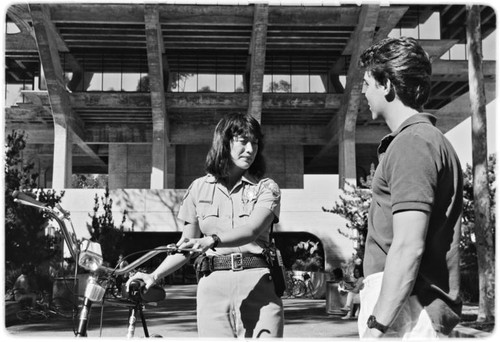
[52,277,79,309]
[325,281,345,314]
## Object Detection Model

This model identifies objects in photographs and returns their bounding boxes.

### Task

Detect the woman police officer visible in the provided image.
[127,113,284,337]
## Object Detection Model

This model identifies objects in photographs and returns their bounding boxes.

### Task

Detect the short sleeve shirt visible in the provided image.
[178,173,281,255]
[365,113,463,334]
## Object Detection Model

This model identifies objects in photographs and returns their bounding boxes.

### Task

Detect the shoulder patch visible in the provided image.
[263,179,281,198]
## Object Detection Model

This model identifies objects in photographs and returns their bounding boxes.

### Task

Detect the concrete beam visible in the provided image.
[30,4,103,185]
[420,39,460,60]
[343,6,406,55]
[311,5,380,186]
[7,121,390,147]
[432,60,496,81]
[70,92,344,110]
[435,80,496,133]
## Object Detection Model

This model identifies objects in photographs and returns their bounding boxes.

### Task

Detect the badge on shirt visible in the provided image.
[242,185,257,204]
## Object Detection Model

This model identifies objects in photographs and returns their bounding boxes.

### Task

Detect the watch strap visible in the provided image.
[211,234,221,249]
[367,315,388,333]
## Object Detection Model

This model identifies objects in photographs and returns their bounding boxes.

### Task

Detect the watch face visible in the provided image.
[367,315,376,328]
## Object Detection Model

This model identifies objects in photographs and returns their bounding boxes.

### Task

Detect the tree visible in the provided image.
[4,130,65,269]
[72,174,108,189]
[462,154,496,320]
[322,164,374,266]
[86,187,129,265]
[466,5,495,322]
[137,72,194,92]
[266,80,291,93]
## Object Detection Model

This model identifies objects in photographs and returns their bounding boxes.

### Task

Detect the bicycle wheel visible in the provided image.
[291,279,307,297]
[16,309,47,323]
[51,297,77,319]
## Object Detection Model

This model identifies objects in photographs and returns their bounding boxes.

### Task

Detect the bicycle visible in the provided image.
[16,294,76,323]
[13,190,201,337]
[283,271,315,298]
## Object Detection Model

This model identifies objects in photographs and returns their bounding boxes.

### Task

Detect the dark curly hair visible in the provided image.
[205,113,266,180]
[359,36,432,111]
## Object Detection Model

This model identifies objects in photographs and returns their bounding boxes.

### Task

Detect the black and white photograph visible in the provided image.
[2,0,497,339]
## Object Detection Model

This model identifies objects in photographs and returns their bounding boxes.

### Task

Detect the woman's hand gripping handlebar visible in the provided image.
[126,244,201,292]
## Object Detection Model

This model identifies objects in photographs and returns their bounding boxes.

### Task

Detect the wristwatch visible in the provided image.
[367,315,388,333]
[210,234,221,249]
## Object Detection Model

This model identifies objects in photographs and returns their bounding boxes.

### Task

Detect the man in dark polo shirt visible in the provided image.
[356,37,463,338]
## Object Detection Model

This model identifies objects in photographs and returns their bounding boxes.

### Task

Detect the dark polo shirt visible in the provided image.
[364,113,463,335]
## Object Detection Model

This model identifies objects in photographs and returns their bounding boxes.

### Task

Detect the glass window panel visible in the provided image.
[103,73,121,91]
[183,74,197,92]
[235,75,245,92]
[483,31,496,61]
[292,75,309,93]
[263,75,273,92]
[339,75,346,89]
[271,74,291,93]
[400,27,418,39]
[6,22,21,34]
[6,84,25,106]
[420,12,440,39]
[217,74,235,92]
[198,74,215,92]
[310,75,326,93]
[122,73,141,91]
[449,44,466,60]
[87,72,102,91]
[388,28,401,38]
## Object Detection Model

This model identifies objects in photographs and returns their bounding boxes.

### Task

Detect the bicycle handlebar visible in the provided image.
[103,244,202,276]
[13,190,79,261]
[12,190,201,277]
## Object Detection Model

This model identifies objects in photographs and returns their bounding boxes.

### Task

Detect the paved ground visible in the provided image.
[4,284,359,339]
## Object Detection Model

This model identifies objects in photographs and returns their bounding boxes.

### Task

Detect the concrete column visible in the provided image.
[108,144,128,189]
[52,123,73,189]
[166,145,176,189]
[247,4,268,122]
[145,4,169,189]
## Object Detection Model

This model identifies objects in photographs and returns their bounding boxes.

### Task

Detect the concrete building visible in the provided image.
[4,3,496,270]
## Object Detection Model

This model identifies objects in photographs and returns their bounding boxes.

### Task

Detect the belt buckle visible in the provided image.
[231,253,243,271]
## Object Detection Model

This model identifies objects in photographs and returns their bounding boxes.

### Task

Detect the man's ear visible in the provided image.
[384,79,395,102]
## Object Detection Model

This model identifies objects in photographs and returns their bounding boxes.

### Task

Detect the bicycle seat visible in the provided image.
[127,279,165,303]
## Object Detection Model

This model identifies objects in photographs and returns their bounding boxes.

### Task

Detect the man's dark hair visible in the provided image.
[205,113,266,180]
[359,36,432,111]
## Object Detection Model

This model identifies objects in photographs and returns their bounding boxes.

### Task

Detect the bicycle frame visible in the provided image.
[12,190,197,337]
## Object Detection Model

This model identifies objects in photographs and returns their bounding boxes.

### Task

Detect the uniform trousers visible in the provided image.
[197,267,284,337]
[358,272,440,339]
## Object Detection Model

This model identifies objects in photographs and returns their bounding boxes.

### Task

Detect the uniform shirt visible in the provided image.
[364,113,463,334]
[178,173,281,255]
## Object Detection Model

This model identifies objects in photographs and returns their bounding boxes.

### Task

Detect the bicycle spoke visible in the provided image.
[292,279,307,297]
[16,310,31,322]
[52,297,77,319]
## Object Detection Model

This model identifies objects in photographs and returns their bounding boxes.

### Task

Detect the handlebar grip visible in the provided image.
[127,279,165,303]
[12,190,47,208]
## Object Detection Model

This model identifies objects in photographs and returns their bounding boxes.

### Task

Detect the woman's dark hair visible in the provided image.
[205,113,266,180]
[359,36,432,111]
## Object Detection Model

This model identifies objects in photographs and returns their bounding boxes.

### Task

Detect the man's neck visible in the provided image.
[384,102,420,132]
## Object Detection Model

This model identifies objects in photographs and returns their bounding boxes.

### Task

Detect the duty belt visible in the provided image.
[212,253,268,271]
